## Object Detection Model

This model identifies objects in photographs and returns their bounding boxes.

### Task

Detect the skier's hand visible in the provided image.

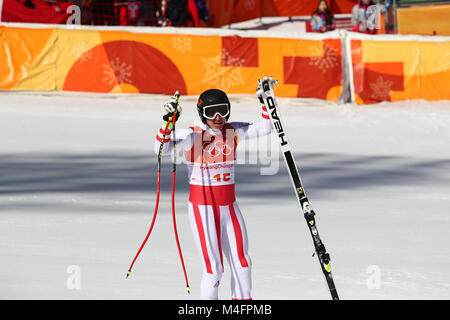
[256,76,270,104]
[256,86,264,105]
[257,76,278,100]
[163,92,182,122]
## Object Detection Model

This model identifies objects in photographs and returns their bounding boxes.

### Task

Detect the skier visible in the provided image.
[154,80,273,300]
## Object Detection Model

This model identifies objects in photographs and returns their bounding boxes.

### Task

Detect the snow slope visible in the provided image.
[0,92,449,300]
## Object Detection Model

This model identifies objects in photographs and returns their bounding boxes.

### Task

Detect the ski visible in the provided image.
[259,77,339,300]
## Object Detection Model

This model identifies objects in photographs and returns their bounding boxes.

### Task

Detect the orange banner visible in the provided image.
[0,26,57,90]
[0,25,344,102]
[350,38,450,104]
[397,4,450,36]
[3,25,449,104]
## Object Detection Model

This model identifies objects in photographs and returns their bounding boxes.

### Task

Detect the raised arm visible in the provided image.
[231,80,272,140]
[154,94,194,156]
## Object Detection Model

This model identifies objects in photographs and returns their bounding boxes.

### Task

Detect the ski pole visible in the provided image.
[170,103,191,294]
[126,93,179,279]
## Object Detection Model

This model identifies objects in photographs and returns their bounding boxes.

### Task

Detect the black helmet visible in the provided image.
[197,89,231,124]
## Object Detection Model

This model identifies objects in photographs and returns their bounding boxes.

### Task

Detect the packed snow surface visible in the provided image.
[1,92,449,300]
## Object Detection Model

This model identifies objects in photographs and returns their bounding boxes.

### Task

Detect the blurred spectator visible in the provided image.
[15,0,192,27]
[162,0,188,26]
[195,0,209,24]
[138,0,159,26]
[126,0,140,25]
[92,0,115,25]
[352,0,392,34]
[310,0,335,33]
[161,0,208,27]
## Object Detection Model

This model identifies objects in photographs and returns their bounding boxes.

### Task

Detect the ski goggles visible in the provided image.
[203,103,230,119]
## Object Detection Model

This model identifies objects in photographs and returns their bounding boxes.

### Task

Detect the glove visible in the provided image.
[256,77,267,105]
[256,76,277,103]
[256,88,264,105]
[162,93,182,123]
[257,76,277,121]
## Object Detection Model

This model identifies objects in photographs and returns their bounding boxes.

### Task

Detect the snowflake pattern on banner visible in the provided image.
[102,57,133,85]
[71,42,92,63]
[201,49,245,91]
[172,35,192,54]
[369,76,393,100]
[307,44,324,57]
[221,48,247,67]
[308,45,339,73]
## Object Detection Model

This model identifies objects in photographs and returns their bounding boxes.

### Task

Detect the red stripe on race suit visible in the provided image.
[192,204,213,274]
[228,203,249,268]
[212,205,224,270]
